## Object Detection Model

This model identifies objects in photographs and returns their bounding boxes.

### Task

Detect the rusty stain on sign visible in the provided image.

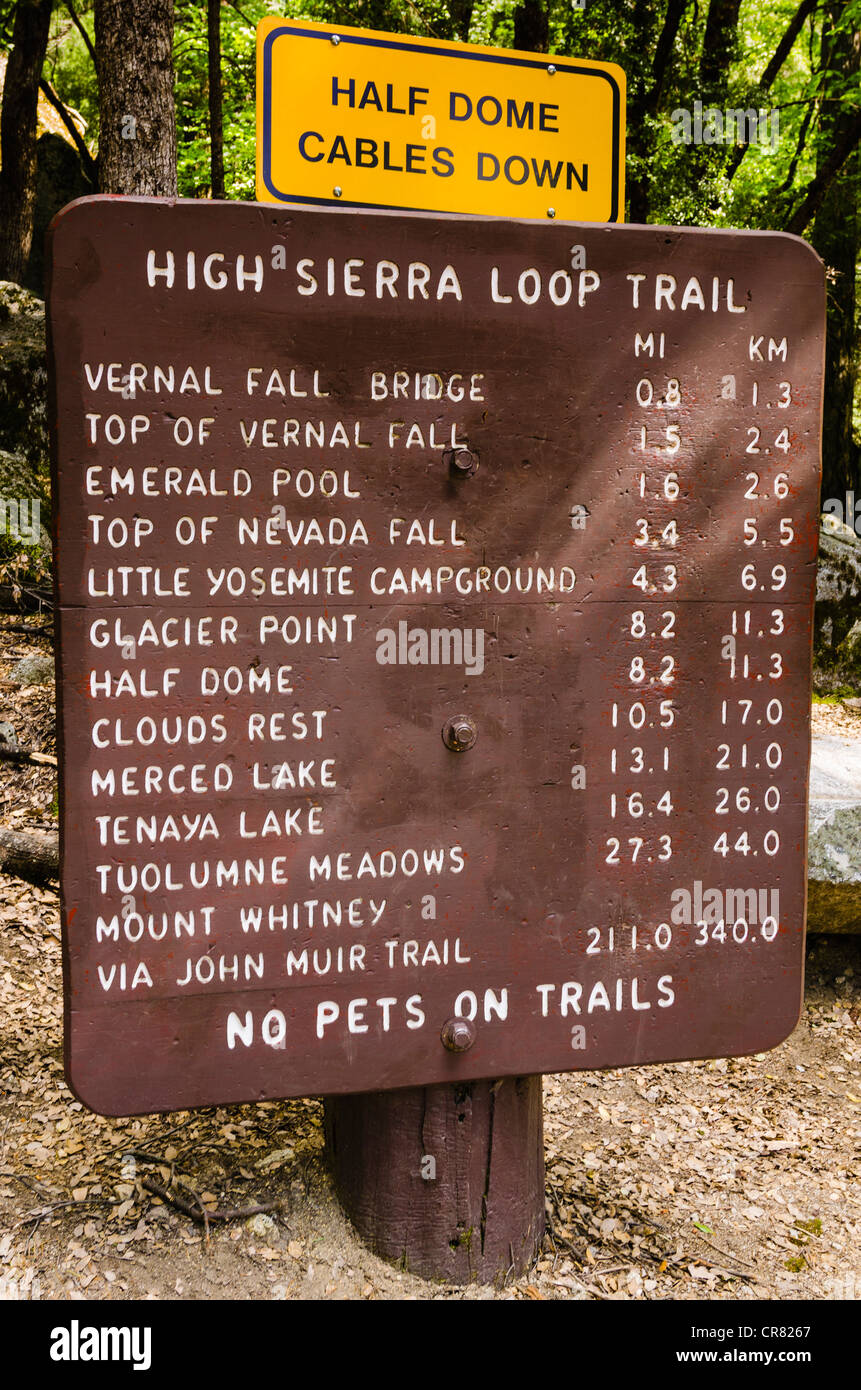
[47,198,824,1116]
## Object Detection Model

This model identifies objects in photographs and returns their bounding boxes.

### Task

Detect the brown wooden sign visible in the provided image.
[48,197,824,1116]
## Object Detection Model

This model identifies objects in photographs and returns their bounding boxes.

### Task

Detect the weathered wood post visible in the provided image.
[325,1077,544,1282]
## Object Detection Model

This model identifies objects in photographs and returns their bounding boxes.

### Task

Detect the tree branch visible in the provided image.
[726,0,818,182]
[785,108,861,233]
[699,0,742,97]
[0,743,57,768]
[64,0,97,68]
[0,827,58,886]
[650,0,690,113]
[224,0,255,24]
[207,0,224,198]
[38,73,97,184]
[778,96,815,194]
[627,0,691,222]
[765,0,820,88]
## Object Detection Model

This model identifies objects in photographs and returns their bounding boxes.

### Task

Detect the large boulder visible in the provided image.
[0,280,48,464]
[8,652,54,687]
[25,134,92,295]
[807,735,861,933]
[0,281,50,553]
[814,515,861,693]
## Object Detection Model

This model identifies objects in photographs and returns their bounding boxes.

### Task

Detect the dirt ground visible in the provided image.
[0,625,859,1301]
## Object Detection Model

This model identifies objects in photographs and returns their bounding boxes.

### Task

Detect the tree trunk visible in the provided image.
[207,0,224,199]
[94,0,177,195]
[699,0,742,95]
[810,3,860,499]
[513,0,548,53]
[0,0,54,283]
[690,0,742,204]
[0,582,54,611]
[627,0,689,224]
[325,1076,544,1283]
[448,0,474,43]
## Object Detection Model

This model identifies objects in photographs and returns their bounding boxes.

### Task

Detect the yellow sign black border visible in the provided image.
[258,23,625,221]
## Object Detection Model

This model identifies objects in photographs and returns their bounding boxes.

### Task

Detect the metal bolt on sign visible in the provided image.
[447,446,479,477]
[442,716,478,752]
[440,1017,477,1052]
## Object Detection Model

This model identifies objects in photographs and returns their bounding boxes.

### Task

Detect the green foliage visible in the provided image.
[174,0,264,199]
[812,689,859,703]
[10,0,852,229]
[3,0,857,464]
[0,529,51,595]
[794,1217,822,1235]
[43,6,99,143]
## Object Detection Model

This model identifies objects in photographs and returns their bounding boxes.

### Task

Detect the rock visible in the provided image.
[815,515,861,694]
[0,447,45,502]
[0,277,43,327]
[807,735,861,933]
[245,1213,277,1238]
[0,283,51,560]
[25,134,93,295]
[8,653,54,687]
[838,619,861,666]
[0,450,50,552]
[255,1146,294,1172]
[0,281,48,465]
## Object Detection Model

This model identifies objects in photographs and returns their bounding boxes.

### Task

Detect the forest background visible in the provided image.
[0,0,858,507]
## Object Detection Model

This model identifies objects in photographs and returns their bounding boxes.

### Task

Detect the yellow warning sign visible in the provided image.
[257,18,625,222]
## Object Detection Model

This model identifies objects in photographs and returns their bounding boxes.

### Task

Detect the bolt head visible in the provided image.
[333,187,343,198]
[443,715,477,752]
[448,446,478,477]
[547,64,556,74]
[331,34,341,44]
[441,1017,476,1053]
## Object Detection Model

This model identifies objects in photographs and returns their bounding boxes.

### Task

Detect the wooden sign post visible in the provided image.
[48,198,824,1281]
[325,1077,545,1281]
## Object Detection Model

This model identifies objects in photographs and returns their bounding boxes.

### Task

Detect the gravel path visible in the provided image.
[1,880,857,1301]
